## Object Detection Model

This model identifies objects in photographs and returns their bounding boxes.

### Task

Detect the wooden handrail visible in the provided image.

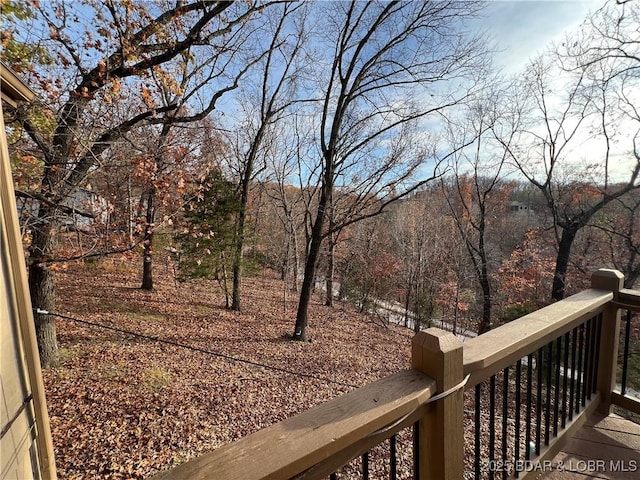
[462,288,612,388]
[618,288,640,311]
[152,369,436,480]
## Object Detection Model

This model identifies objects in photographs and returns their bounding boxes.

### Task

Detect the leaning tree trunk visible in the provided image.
[552,227,577,301]
[141,186,156,290]
[28,218,58,367]
[293,187,329,340]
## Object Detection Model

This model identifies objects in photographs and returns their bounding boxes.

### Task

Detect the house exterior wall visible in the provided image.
[0,224,38,479]
[1,62,56,480]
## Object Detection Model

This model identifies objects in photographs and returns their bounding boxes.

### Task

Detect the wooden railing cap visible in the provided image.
[412,328,463,391]
[591,269,624,293]
[412,328,462,354]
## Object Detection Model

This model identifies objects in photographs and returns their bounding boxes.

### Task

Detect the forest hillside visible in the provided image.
[44,250,414,479]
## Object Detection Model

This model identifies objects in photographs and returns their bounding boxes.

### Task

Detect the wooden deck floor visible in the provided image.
[541,413,640,479]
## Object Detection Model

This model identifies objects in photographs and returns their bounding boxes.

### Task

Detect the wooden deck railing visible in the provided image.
[461,270,618,479]
[152,269,640,480]
[611,286,640,417]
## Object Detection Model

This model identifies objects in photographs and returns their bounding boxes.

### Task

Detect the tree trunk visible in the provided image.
[28,223,58,367]
[291,223,300,293]
[231,222,243,311]
[293,189,328,340]
[127,176,134,243]
[220,252,231,309]
[625,268,639,289]
[552,227,577,301]
[30,265,58,367]
[232,178,250,311]
[141,186,155,290]
[281,236,290,282]
[232,142,258,311]
[478,268,492,334]
[453,282,460,336]
[475,205,493,334]
[325,236,335,307]
[404,283,412,328]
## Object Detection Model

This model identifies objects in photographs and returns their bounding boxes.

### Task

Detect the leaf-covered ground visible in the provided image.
[44,254,414,479]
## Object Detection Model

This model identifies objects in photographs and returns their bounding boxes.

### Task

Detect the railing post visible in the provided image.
[411,328,464,480]
[592,268,624,415]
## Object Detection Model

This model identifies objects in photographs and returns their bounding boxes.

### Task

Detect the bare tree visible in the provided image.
[292,0,486,340]
[224,2,310,310]
[592,191,640,289]
[500,1,640,301]
[261,116,318,292]
[8,0,269,366]
[561,0,639,81]
[392,188,453,332]
[441,82,523,333]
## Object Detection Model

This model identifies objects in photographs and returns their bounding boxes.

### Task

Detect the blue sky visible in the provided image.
[476,0,602,74]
